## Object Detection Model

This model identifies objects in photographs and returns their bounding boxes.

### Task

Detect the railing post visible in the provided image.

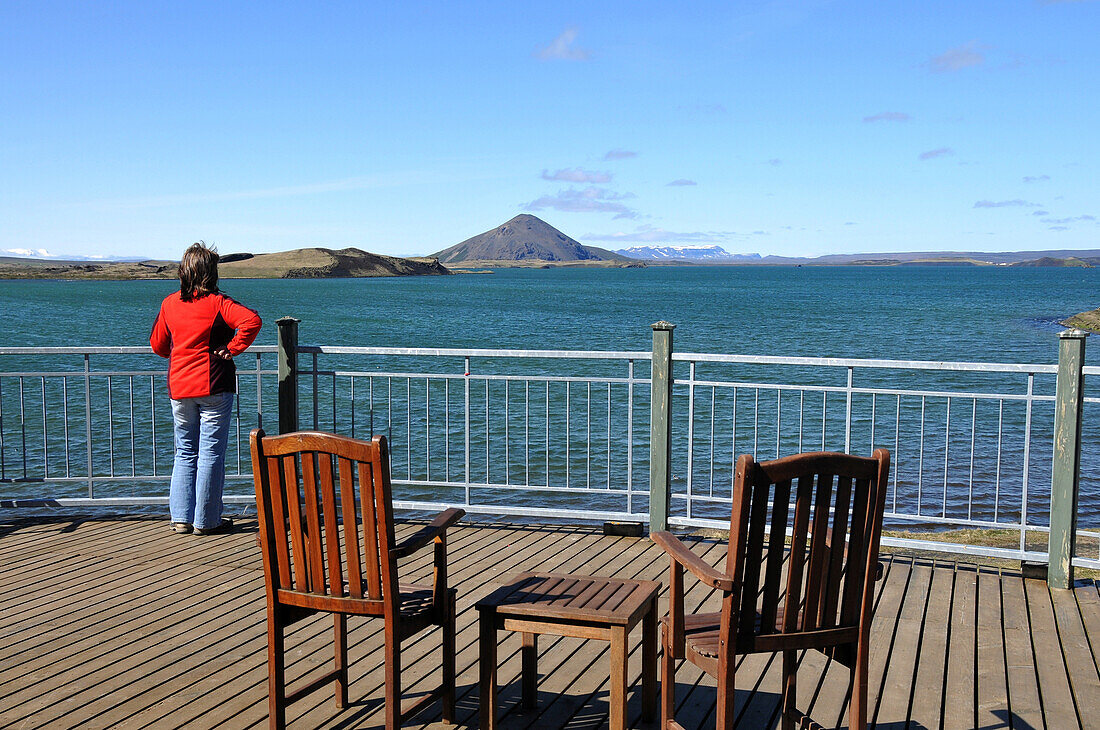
[277,317,300,434]
[649,321,675,533]
[1048,328,1087,589]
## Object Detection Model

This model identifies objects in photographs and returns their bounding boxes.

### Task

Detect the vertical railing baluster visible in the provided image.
[917,395,925,515]
[870,392,877,454]
[1021,373,1034,552]
[350,377,356,438]
[255,352,262,431]
[943,397,951,517]
[63,376,71,477]
[20,376,27,480]
[844,366,853,453]
[445,378,451,481]
[1,377,6,481]
[686,363,695,518]
[606,381,611,489]
[969,398,977,521]
[107,376,114,477]
[753,387,759,457]
[821,391,827,451]
[463,358,470,503]
[798,389,804,453]
[566,381,571,490]
[626,361,633,511]
[129,376,135,477]
[775,389,781,460]
[484,379,489,484]
[235,376,241,474]
[150,374,156,478]
[709,386,716,497]
[407,378,411,480]
[525,380,530,487]
[84,357,93,494]
[312,353,319,430]
[504,379,509,485]
[41,376,47,479]
[545,381,549,487]
[331,372,337,431]
[731,386,738,484]
[995,400,1003,520]
[425,378,430,481]
[586,381,591,489]
[894,395,901,512]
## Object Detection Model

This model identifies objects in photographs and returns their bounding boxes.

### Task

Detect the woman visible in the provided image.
[150,242,262,535]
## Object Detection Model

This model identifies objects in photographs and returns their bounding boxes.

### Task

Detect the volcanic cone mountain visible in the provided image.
[431,214,629,263]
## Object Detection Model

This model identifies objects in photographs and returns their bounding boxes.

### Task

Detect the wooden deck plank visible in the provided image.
[1001,570,1046,730]
[975,567,1010,730]
[0,517,1088,730]
[1023,577,1079,729]
[943,564,977,730]
[1049,585,1100,726]
[872,557,933,728]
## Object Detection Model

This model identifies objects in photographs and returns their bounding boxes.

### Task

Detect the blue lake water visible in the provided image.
[1,265,1097,527]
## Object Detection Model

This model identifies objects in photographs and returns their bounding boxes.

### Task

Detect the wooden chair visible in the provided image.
[652,449,890,730]
[249,428,465,729]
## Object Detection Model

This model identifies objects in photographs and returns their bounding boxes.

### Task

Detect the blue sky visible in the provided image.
[1,1,1098,260]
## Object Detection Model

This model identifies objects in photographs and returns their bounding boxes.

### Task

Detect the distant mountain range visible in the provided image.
[432,214,638,267]
[610,245,1100,267]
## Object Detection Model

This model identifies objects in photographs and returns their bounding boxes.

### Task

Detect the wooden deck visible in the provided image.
[3,516,1100,729]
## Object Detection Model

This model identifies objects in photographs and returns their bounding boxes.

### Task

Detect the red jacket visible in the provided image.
[150,291,262,399]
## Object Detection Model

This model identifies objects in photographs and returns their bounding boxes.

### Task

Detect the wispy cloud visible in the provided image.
[1034,211,1050,216]
[1049,226,1070,231]
[1023,175,1051,183]
[540,168,612,183]
[863,112,911,123]
[930,41,986,72]
[1041,214,1096,224]
[919,147,954,160]
[973,199,1042,208]
[666,179,697,186]
[536,28,590,61]
[583,225,752,244]
[603,149,637,161]
[767,158,782,166]
[526,187,637,219]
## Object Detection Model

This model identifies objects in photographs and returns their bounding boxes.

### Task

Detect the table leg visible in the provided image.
[610,625,628,730]
[479,612,498,730]
[522,632,538,710]
[642,596,657,722]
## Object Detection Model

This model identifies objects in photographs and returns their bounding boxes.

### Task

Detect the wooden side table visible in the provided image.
[475,572,660,730]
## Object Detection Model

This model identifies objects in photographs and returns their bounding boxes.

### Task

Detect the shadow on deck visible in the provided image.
[2,517,1099,729]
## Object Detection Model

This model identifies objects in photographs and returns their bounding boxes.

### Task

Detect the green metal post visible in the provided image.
[649,321,675,533]
[1048,328,1087,589]
[277,317,300,434]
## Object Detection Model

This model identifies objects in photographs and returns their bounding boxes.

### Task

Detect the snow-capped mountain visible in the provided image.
[614,245,761,262]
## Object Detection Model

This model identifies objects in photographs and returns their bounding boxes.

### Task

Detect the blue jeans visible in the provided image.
[169,392,234,530]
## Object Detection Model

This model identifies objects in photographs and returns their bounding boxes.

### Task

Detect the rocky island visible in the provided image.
[0,247,450,280]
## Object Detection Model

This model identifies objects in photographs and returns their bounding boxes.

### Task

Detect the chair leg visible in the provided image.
[268,609,286,730]
[715,647,735,730]
[441,592,456,723]
[850,642,869,730]
[661,622,675,729]
[334,614,348,708]
[781,649,796,730]
[385,628,401,729]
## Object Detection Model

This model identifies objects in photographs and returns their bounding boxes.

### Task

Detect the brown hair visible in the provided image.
[179,241,219,301]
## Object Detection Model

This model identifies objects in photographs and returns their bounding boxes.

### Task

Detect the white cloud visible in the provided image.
[525,187,637,218]
[863,112,912,123]
[540,168,612,183]
[973,199,1042,208]
[666,179,697,186]
[930,41,986,72]
[603,149,638,160]
[919,147,954,160]
[535,28,591,61]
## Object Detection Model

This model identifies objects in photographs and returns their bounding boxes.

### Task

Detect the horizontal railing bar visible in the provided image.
[391,479,637,496]
[675,352,1059,374]
[0,370,276,378]
[301,369,649,386]
[297,345,651,360]
[684,378,1055,402]
[0,346,277,355]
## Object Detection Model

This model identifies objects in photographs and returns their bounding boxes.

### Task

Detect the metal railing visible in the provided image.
[2,324,1096,577]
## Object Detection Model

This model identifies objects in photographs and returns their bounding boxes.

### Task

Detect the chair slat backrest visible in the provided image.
[726,450,889,646]
[250,429,398,609]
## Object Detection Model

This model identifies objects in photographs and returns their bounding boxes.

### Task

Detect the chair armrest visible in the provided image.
[651,531,734,592]
[392,507,466,559]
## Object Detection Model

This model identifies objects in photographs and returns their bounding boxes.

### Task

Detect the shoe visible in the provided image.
[193,517,234,536]
[171,522,193,534]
